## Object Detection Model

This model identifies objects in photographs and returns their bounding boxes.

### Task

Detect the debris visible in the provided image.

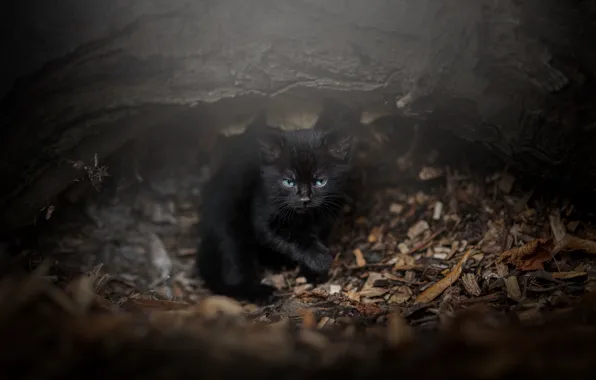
[418,166,444,181]
[386,313,413,347]
[389,286,413,305]
[368,227,383,243]
[407,220,430,240]
[414,250,473,304]
[498,172,516,193]
[504,276,522,302]
[551,272,587,280]
[329,284,342,295]
[389,203,404,214]
[196,296,244,319]
[432,201,443,220]
[352,249,367,267]
[461,273,482,297]
[497,239,554,271]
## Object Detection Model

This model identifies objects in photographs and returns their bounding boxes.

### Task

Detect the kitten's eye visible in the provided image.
[281,178,296,188]
[313,178,328,188]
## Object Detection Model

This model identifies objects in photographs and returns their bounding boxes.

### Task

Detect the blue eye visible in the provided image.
[313,178,328,188]
[281,178,296,188]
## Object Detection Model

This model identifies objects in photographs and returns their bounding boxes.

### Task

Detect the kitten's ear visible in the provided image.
[257,128,285,163]
[322,129,353,161]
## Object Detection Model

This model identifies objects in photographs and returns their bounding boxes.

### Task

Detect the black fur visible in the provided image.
[196,112,353,302]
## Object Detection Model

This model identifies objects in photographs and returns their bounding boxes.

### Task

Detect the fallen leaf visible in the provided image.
[554,235,596,255]
[359,287,389,298]
[414,250,473,304]
[497,239,554,271]
[352,248,367,267]
[551,271,587,280]
[503,276,522,301]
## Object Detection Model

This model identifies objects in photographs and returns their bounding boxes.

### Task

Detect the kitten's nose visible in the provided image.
[300,196,311,205]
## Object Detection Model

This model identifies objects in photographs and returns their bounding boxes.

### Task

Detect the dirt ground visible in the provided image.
[5,118,596,333]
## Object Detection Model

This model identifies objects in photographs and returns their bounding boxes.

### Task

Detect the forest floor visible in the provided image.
[3,121,596,377]
[5,120,594,330]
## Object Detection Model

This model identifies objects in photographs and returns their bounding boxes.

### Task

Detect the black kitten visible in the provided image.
[196,112,353,302]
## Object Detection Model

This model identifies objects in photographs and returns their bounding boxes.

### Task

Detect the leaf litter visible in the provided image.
[4,123,596,377]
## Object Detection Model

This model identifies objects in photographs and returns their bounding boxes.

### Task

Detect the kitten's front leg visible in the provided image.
[254,218,332,275]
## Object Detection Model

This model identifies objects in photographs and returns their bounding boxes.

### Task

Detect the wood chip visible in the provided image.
[407,220,430,240]
[368,227,382,243]
[389,286,413,305]
[461,273,481,297]
[414,249,473,304]
[352,248,367,267]
[432,201,443,220]
[328,284,342,295]
[503,276,522,302]
[389,203,404,214]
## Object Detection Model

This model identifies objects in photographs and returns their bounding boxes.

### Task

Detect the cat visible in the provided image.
[196,110,354,302]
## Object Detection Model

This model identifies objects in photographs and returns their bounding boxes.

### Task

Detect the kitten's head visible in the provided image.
[256,126,353,214]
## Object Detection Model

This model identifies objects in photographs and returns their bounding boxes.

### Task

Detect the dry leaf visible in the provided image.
[359,287,389,298]
[352,248,367,267]
[551,271,587,280]
[497,239,554,271]
[414,250,473,304]
[554,235,596,255]
[503,276,522,301]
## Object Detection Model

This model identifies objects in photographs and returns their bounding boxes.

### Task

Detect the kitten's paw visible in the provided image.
[304,250,333,275]
[299,266,330,285]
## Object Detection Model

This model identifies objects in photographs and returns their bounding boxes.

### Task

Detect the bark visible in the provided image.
[2,0,596,232]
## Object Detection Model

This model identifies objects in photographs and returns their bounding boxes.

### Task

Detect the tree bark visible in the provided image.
[2,0,596,232]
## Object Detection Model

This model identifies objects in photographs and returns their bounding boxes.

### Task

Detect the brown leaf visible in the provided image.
[414,250,473,304]
[551,271,587,280]
[352,248,367,267]
[497,239,554,271]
